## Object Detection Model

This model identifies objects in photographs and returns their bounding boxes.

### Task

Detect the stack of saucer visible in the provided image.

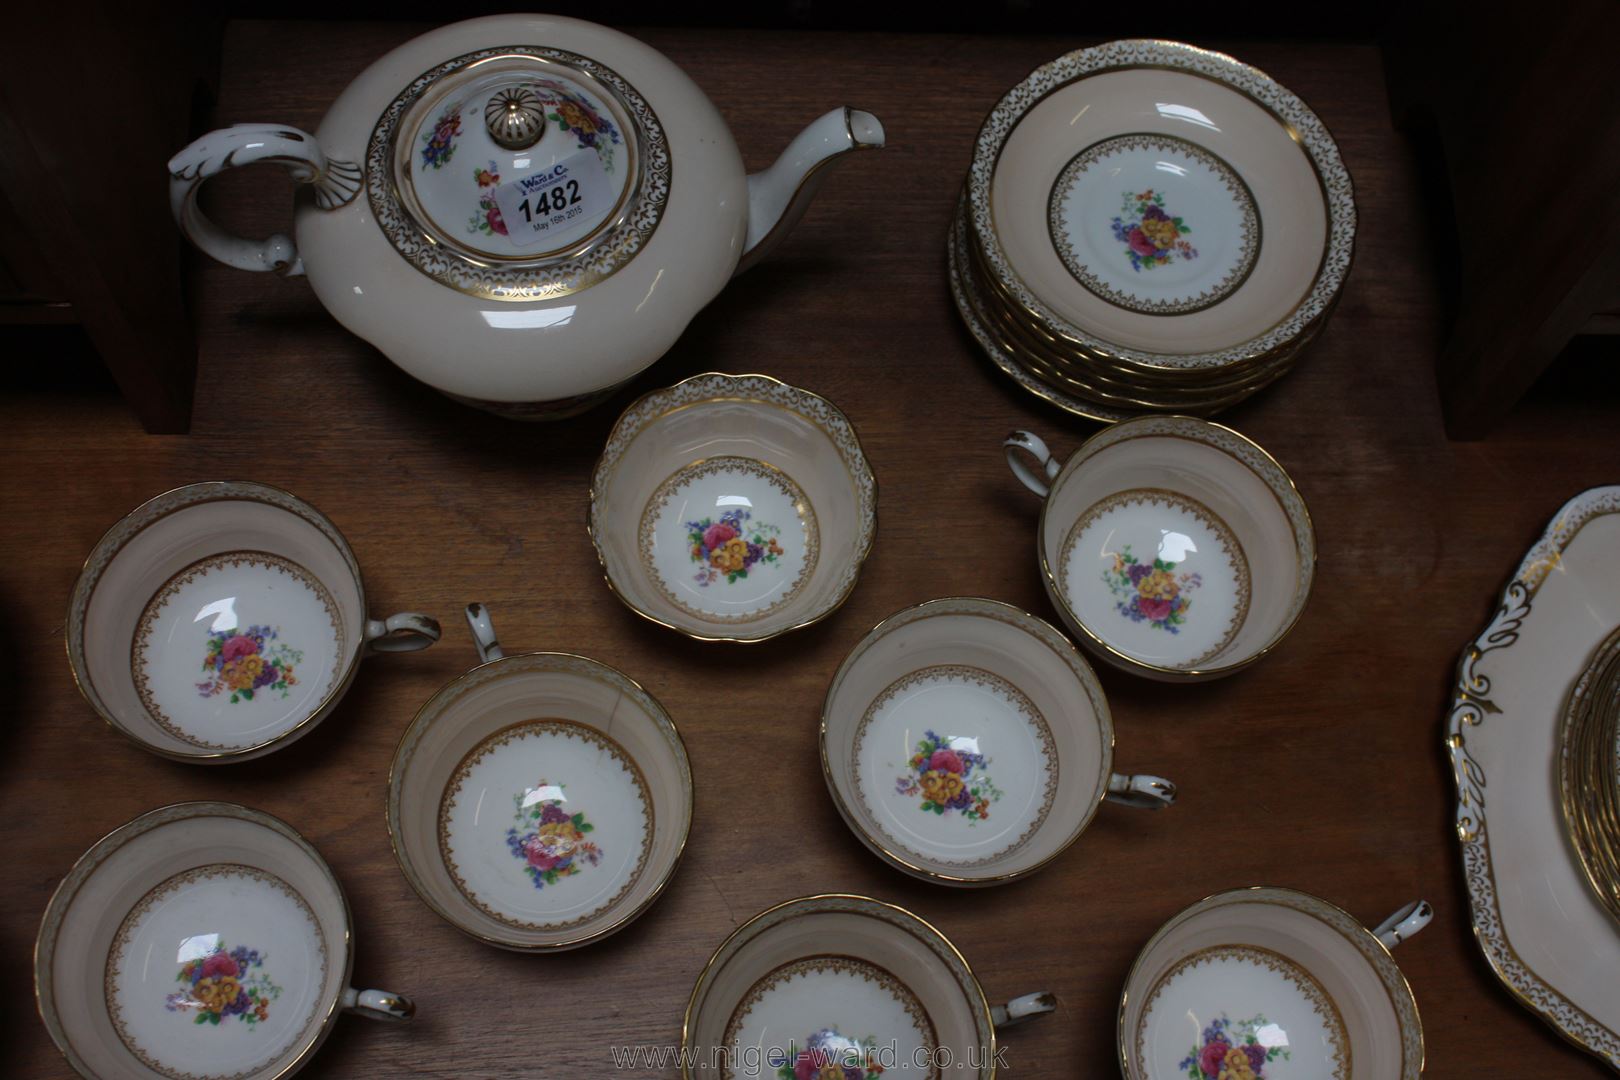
[949,39,1355,422]
[1559,626,1620,926]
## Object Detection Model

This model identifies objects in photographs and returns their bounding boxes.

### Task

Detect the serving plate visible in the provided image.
[1445,485,1620,1069]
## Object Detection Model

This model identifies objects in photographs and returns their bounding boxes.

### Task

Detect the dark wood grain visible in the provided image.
[1385,0,1620,438]
[0,6,208,432]
[2,21,1616,1079]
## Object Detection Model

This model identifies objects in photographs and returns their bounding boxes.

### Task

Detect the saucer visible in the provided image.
[822,597,1174,886]
[967,39,1354,371]
[67,481,438,761]
[36,802,411,1080]
[681,894,1053,1079]
[389,611,691,950]
[590,373,876,642]
[1006,418,1314,681]
[1119,888,1426,1080]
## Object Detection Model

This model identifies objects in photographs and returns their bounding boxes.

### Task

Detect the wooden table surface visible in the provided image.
[3,20,1617,1079]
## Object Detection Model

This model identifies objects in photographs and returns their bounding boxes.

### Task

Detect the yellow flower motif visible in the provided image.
[1219,1047,1258,1080]
[224,655,265,691]
[813,1061,848,1080]
[1138,569,1179,601]
[193,975,241,1013]
[710,537,750,573]
[919,769,964,805]
[535,821,581,859]
[556,101,596,134]
[1141,216,1179,250]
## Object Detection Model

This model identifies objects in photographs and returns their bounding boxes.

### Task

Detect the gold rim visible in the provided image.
[679,893,998,1080]
[962,214,1325,388]
[34,801,359,1080]
[1556,626,1620,925]
[1032,417,1316,680]
[586,372,879,644]
[65,481,373,763]
[1114,886,1424,1079]
[818,597,1116,886]
[385,651,694,951]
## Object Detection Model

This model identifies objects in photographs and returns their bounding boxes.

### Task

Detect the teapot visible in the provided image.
[169,15,884,418]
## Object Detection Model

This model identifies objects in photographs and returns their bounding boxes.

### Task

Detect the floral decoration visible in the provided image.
[686,508,785,587]
[1180,1015,1290,1080]
[894,729,1002,821]
[533,78,623,172]
[772,1028,886,1080]
[165,942,280,1027]
[1102,544,1202,632]
[420,105,461,170]
[504,780,602,889]
[468,160,508,237]
[1112,189,1198,271]
[197,625,300,704]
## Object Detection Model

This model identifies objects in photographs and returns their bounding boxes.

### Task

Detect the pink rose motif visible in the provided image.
[201,951,239,979]
[219,635,258,663]
[1137,596,1172,621]
[928,748,965,774]
[702,523,737,551]
[524,839,561,872]
[1200,1041,1231,1078]
[486,203,508,236]
[1127,225,1157,258]
[793,1051,832,1080]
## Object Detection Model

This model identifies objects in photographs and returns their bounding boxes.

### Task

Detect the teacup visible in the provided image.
[1119,887,1430,1079]
[682,893,1054,1078]
[387,603,693,950]
[67,481,440,761]
[589,372,878,642]
[36,801,412,1080]
[821,597,1175,886]
[1005,417,1315,681]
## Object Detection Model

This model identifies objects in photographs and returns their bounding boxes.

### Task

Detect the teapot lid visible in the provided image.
[364,46,671,301]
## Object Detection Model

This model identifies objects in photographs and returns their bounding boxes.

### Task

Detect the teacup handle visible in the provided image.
[1004,430,1060,499]
[1105,773,1177,810]
[364,613,441,654]
[168,123,363,276]
[1372,900,1433,950]
[991,991,1057,1029]
[465,602,506,662]
[341,986,414,1022]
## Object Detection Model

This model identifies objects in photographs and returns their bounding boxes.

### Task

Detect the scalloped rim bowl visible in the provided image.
[588,373,877,643]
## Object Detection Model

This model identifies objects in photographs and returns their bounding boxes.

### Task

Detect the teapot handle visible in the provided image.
[168,124,363,276]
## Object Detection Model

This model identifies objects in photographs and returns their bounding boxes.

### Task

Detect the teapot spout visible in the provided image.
[736,107,884,275]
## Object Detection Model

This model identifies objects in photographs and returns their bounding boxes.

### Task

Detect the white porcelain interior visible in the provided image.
[68,483,371,760]
[967,40,1353,370]
[389,647,692,949]
[35,803,375,1080]
[822,598,1116,884]
[1445,486,1620,1068]
[1025,418,1314,679]
[682,896,995,1079]
[1119,888,1423,1080]
[590,374,876,641]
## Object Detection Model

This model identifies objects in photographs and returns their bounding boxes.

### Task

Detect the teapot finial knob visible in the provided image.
[484,88,546,151]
